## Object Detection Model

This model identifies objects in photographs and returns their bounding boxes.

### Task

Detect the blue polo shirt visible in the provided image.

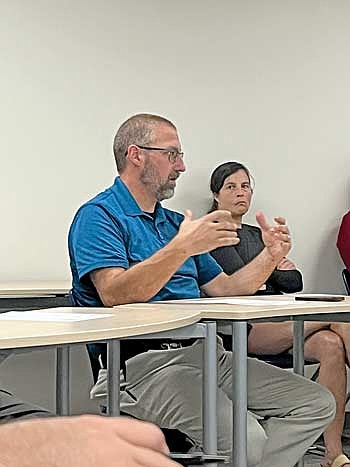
[68,177,222,306]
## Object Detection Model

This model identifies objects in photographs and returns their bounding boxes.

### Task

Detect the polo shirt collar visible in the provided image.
[111,176,167,222]
[153,202,167,224]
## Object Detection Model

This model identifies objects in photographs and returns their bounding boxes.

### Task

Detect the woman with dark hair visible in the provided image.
[209,161,303,294]
[209,161,350,467]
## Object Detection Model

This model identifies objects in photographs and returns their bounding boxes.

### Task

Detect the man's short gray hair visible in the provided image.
[113,113,176,173]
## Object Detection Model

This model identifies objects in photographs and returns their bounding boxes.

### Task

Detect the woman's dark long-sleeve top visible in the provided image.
[211,224,303,349]
[210,224,303,295]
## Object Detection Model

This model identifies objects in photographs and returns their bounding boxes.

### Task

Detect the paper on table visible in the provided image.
[0,311,113,322]
[168,298,306,306]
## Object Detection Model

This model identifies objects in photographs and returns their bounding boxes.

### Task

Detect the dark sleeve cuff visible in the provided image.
[268,269,303,293]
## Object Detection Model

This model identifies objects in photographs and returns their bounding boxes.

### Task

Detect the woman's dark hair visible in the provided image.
[209,161,252,212]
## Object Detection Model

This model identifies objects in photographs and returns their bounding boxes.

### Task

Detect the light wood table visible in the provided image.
[0,306,201,348]
[0,281,71,311]
[0,281,72,413]
[0,281,71,297]
[144,296,350,467]
[0,306,201,420]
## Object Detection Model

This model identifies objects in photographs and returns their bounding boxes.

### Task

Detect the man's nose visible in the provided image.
[175,157,186,172]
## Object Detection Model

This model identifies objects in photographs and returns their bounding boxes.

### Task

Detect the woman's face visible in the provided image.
[215,169,253,218]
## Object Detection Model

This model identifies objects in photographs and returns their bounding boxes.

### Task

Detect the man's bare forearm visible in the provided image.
[95,238,190,306]
[93,209,241,306]
[208,248,279,296]
[228,248,278,294]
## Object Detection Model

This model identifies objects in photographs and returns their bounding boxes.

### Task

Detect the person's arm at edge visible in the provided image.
[0,416,180,467]
[337,211,350,270]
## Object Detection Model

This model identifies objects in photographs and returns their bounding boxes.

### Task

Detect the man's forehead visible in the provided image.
[153,123,180,145]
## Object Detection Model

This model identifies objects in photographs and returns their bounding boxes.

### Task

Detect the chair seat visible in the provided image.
[249,352,317,369]
[249,352,295,368]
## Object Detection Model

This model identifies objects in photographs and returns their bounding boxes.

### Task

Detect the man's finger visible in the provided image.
[217,231,239,241]
[255,211,271,231]
[214,221,238,232]
[273,232,291,243]
[218,237,240,246]
[184,209,193,222]
[205,210,234,223]
[274,225,290,235]
[274,216,286,226]
[110,418,170,455]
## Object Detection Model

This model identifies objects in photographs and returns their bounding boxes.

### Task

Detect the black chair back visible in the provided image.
[342,268,350,295]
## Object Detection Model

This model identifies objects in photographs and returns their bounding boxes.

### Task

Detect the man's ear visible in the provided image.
[127,145,144,168]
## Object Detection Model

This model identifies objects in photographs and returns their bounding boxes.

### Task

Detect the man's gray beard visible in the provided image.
[156,185,175,201]
[140,162,175,201]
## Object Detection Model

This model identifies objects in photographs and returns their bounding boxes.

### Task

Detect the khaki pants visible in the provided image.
[0,389,51,422]
[94,339,335,467]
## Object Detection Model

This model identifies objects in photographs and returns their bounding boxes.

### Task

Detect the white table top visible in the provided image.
[2,295,348,350]
[198,295,350,320]
[0,281,71,297]
[118,295,350,321]
[0,306,201,349]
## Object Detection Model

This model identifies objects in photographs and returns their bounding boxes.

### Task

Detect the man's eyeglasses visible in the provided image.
[132,145,184,164]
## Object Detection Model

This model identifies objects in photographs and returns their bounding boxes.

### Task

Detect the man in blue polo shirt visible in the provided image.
[69,176,221,307]
[68,113,335,467]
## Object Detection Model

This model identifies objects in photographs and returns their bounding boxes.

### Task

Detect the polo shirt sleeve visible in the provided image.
[194,252,223,287]
[70,204,129,281]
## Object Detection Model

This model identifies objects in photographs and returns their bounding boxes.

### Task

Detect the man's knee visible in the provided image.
[311,331,345,362]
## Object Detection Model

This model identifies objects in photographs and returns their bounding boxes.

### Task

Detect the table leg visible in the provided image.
[56,345,70,415]
[293,320,305,467]
[293,320,304,375]
[232,321,248,467]
[107,339,120,416]
[203,321,218,457]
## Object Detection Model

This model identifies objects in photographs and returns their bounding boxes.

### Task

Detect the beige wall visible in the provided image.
[0,0,349,411]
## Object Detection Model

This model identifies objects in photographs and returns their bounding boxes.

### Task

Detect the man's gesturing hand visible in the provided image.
[177,209,239,256]
[256,211,292,263]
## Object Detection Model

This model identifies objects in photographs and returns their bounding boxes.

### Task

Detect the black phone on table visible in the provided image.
[170,453,229,465]
[295,294,345,302]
